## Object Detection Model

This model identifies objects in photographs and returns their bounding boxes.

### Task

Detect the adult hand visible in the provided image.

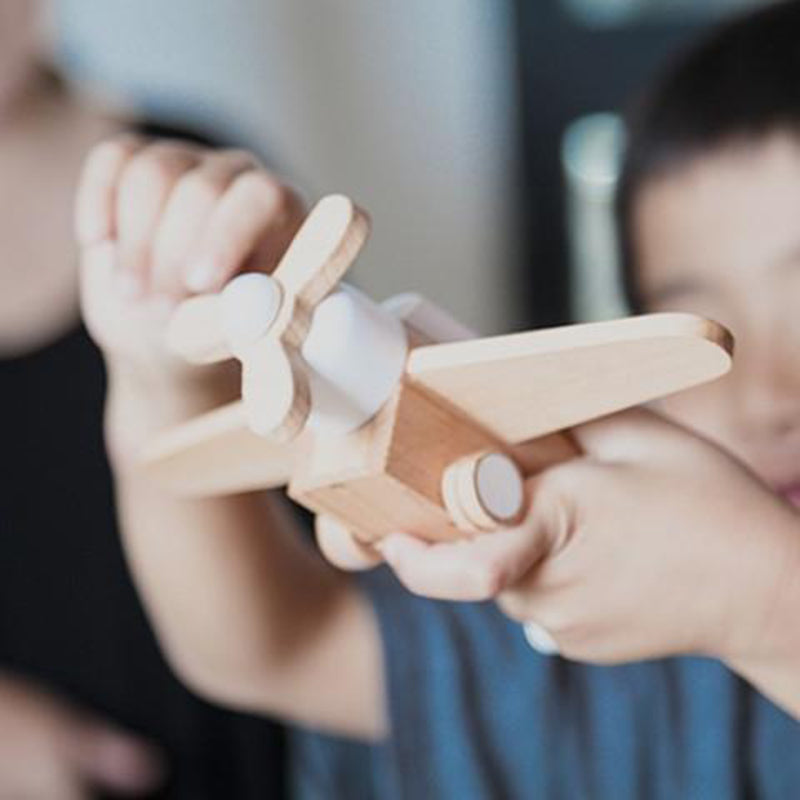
[0,671,163,798]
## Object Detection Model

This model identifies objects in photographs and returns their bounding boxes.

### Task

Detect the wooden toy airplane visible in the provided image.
[143,194,733,543]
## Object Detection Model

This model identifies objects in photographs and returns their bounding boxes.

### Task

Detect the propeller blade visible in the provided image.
[220,273,284,356]
[165,294,231,365]
[241,338,311,441]
[272,194,369,308]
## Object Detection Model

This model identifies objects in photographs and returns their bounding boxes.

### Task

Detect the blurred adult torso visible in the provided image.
[0,78,286,796]
[0,322,286,799]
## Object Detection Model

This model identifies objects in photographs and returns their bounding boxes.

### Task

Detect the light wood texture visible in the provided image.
[290,381,523,543]
[510,432,580,473]
[164,195,369,368]
[142,311,730,539]
[145,229,734,544]
[407,313,733,444]
[165,195,371,440]
[274,194,370,307]
[141,400,300,495]
[247,196,369,439]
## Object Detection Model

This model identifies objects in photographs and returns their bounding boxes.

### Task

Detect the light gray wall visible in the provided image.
[55,0,519,334]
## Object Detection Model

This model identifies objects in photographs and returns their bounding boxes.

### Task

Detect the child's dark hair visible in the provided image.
[616,0,800,311]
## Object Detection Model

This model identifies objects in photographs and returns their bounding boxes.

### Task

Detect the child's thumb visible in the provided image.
[570,407,672,460]
[315,514,384,571]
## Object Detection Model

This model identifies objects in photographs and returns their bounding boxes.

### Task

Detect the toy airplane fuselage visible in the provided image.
[144,195,733,543]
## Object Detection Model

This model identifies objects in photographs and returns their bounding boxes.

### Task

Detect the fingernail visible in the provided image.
[186,258,218,292]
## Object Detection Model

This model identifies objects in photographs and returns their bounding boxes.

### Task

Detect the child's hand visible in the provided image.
[358,410,800,664]
[315,515,385,571]
[75,136,304,456]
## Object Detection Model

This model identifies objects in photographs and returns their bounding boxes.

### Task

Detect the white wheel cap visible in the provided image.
[474,452,525,523]
[442,450,525,533]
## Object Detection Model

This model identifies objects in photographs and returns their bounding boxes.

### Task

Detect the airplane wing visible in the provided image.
[141,400,299,495]
[406,313,733,444]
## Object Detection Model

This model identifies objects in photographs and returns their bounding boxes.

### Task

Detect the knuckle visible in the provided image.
[528,468,579,548]
[391,560,434,599]
[85,135,142,173]
[234,170,286,209]
[180,169,228,205]
[497,590,530,621]
[543,610,583,642]
[536,464,576,496]
[218,148,260,169]
[175,152,261,208]
[123,145,194,190]
[82,142,115,177]
[120,154,169,193]
[469,561,508,599]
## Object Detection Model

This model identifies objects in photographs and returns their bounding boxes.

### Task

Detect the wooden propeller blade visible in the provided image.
[165,293,230,365]
[164,196,368,367]
[272,194,369,308]
[241,338,311,441]
[406,313,733,444]
[141,400,299,496]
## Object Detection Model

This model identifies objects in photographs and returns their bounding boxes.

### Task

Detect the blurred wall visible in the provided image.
[55,0,519,334]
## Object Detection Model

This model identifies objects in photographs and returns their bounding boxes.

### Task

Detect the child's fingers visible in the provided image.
[570,407,672,460]
[314,516,384,572]
[75,134,145,247]
[377,522,549,602]
[77,137,304,301]
[115,142,202,296]
[150,150,260,295]
[495,573,548,623]
[65,717,164,796]
[183,171,304,293]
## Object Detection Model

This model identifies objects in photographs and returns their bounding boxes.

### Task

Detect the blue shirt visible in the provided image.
[290,569,800,798]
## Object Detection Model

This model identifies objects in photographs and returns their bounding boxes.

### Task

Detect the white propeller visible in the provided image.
[166,194,370,441]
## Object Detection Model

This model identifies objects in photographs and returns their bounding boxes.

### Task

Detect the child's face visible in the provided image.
[632,133,800,506]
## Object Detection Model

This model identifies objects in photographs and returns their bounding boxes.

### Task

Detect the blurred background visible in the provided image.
[0,2,775,796]
[54,0,768,333]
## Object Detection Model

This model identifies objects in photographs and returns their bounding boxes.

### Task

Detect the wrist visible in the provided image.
[718,505,800,666]
[104,359,238,470]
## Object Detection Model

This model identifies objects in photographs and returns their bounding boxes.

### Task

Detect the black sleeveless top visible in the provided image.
[0,325,286,798]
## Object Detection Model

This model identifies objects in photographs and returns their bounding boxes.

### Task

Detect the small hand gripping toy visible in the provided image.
[144,194,734,544]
